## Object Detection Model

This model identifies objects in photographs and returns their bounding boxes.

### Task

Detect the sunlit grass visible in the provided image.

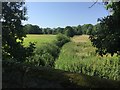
[23,34,56,48]
[55,35,120,80]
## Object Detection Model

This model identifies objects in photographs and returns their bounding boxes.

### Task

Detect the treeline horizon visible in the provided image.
[23,23,100,36]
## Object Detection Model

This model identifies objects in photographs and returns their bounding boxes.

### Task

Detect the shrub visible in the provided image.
[54,34,70,48]
[26,34,70,67]
[64,26,75,37]
[37,43,60,59]
[27,43,60,67]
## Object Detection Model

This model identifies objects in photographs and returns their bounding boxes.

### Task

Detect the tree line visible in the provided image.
[23,24,99,37]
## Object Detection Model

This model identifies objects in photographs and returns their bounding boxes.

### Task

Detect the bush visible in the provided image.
[26,34,70,67]
[54,34,70,48]
[27,43,60,67]
[64,26,75,37]
[37,43,60,59]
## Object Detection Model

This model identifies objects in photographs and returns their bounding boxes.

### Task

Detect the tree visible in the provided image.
[29,25,42,34]
[81,24,87,34]
[92,23,100,35]
[52,28,57,34]
[2,2,35,62]
[81,24,93,35]
[64,26,75,37]
[46,28,52,34]
[23,24,42,34]
[56,27,64,34]
[86,24,93,35]
[42,28,48,34]
[23,24,32,34]
[54,34,70,48]
[76,25,83,35]
[90,1,120,56]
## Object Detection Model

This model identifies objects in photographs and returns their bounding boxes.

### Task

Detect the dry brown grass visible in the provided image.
[72,35,90,43]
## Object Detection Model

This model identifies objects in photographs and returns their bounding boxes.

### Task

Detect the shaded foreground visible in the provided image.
[3,62,120,88]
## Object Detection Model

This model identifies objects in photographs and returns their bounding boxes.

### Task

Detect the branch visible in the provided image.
[89,0,98,8]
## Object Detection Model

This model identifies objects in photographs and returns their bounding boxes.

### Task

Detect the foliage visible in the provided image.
[64,26,75,37]
[91,23,101,35]
[42,28,53,34]
[90,1,120,56]
[54,34,70,48]
[24,34,70,67]
[55,35,120,81]
[23,24,42,34]
[76,25,83,35]
[2,2,35,62]
[26,43,60,67]
[23,23,97,36]
[81,24,94,35]
[56,27,64,34]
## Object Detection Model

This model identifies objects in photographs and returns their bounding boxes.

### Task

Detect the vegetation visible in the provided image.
[64,26,75,37]
[3,61,120,88]
[54,34,70,48]
[2,2,35,62]
[23,23,96,36]
[2,1,120,88]
[27,43,60,67]
[74,25,83,35]
[90,1,120,56]
[23,34,56,47]
[55,35,120,81]
[23,24,43,34]
[24,34,70,67]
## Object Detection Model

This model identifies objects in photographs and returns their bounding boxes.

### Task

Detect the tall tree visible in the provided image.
[76,25,83,35]
[23,24,42,34]
[64,26,75,37]
[92,23,100,35]
[55,27,63,34]
[81,24,93,35]
[2,2,35,62]
[23,24,32,34]
[90,1,120,56]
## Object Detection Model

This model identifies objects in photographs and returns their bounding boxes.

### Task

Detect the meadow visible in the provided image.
[55,35,120,81]
[23,34,120,81]
[3,34,120,88]
[3,2,120,88]
[23,34,56,48]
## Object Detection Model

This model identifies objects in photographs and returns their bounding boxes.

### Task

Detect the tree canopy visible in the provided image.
[90,1,120,56]
[2,2,35,62]
[64,26,75,37]
[23,24,42,34]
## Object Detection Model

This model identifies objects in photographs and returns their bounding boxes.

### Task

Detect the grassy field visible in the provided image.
[6,34,119,88]
[23,34,56,48]
[72,35,90,43]
[55,35,120,81]
[23,34,119,81]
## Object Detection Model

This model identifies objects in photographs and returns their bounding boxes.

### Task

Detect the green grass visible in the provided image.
[23,34,56,48]
[3,34,120,88]
[55,35,120,81]
[23,34,120,81]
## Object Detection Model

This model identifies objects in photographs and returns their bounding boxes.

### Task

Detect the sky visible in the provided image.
[23,2,109,28]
